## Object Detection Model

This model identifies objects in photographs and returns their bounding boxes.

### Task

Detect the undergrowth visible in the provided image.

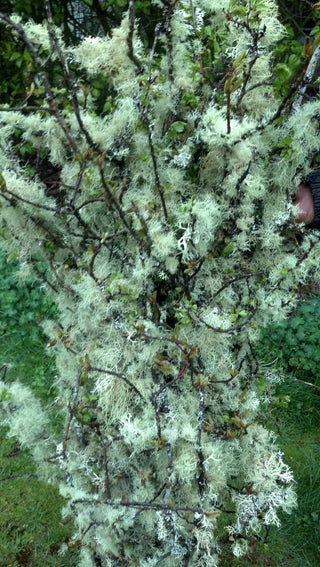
[0,251,78,566]
[253,296,320,567]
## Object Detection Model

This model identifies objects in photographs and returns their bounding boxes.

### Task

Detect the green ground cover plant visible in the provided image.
[0,251,57,400]
[257,291,320,382]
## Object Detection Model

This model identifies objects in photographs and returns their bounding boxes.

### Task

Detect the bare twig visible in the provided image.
[151,392,163,441]
[101,434,112,499]
[88,365,144,399]
[127,0,143,71]
[63,365,82,455]
[44,0,99,150]
[0,364,8,381]
[196,388,207,497]
[292,43,320,111]
[69,160,87,208]
[0,187,61,213]
[72,496,220,516]
[145,118,168,221]
[155,362,189,398]
[98,164,146,247]
[291,375,320,391]
[211,270,265,299]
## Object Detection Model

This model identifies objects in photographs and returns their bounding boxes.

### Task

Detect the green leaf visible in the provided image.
[274,63,291,80]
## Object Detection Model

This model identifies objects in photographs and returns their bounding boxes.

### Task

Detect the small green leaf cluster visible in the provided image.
[257,296,320,383]
[273,25,304,97]
[273,2,320,99]
[0,253,57,338]
[0,251,57,400]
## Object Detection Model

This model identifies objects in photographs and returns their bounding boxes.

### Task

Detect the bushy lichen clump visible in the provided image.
[0,1,320,565]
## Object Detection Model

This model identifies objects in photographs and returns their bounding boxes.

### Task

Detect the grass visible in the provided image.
[266,379,320,567]
[0,428,78,567]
